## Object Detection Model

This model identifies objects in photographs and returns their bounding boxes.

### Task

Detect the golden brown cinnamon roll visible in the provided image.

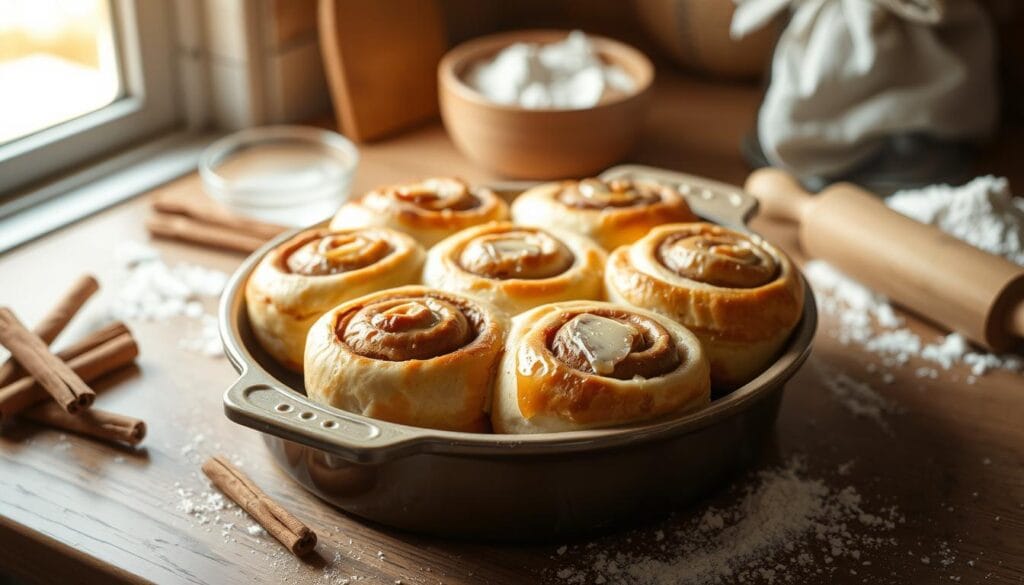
[511,178,697,250]
[329,177,509,247]
[492,301,710,434]
[605,223,804,388]
[245,227,425,371]
[423,223,607,316]
[304,286,508,432]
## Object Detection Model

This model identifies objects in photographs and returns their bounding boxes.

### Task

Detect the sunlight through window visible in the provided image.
[0,0,121,145]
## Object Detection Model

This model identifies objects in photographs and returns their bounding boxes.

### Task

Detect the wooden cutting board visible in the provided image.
[318,0,447,143]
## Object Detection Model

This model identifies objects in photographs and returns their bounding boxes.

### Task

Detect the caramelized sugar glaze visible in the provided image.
[556,178,663,209]
[424,223,607,316]
[336,294,483,361]
[457,227,574,280]
[245,227,425,371]
[512,178,697,250]
[331,177,509,247]
[282,230,395,276]
[548,310,681,380]
[494,301,709,433]
[305,287,507,432]
[605,223,804,388]
[656,228,778,288]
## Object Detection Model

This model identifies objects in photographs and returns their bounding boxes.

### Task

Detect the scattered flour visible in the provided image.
[112,241,228,357]
[553,460,900,584]
[315,550,366,585]
[814,362,898,429]
[176,482,249,548]
[179,432,206,460]
[805,175,1024,380]
[176,482,232,525]
[176,464,268,548]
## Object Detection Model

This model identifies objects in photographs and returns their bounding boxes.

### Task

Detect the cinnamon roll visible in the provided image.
[492,301,710,434]
[304,286,508,432]
[423,223,607,316]
[511,178,697,251]
[605,222,804,388]
[329,177,509,247]
[245,227,425,371]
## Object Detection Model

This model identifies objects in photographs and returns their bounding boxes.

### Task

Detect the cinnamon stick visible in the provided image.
[0,275,99,386]
[146,212,269,254]
[0,308,95,414]
[54,321,131,361]
[152,193,287,240]
[23,402,146,446]
[202,455,317,556]
[0,330,137,423]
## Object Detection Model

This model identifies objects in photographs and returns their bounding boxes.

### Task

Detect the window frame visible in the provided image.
[0,0,181,198]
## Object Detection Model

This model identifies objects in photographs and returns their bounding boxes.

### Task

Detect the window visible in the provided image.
[0,0,180,198]
[0,0,121,144]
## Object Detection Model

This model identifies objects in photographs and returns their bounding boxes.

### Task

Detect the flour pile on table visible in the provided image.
[553,460,900,584]
[887,175,1024,266]
[805,175,1024,380]
[112,241,228,357]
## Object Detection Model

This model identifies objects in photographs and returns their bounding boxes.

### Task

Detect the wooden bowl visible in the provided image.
[438,30,654,179]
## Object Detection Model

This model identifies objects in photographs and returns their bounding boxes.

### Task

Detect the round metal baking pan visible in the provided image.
[218,164,817,540]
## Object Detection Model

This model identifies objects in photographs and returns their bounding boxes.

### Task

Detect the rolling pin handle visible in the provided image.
[1012,300,1024,341]
[744,168,815,223]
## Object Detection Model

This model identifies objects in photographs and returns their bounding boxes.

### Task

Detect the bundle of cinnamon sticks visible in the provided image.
[0,275,145,446]
[145,191,287,253]
[2,275,318,557]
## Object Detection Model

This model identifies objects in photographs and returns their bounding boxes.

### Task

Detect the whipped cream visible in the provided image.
[465,31,636,110]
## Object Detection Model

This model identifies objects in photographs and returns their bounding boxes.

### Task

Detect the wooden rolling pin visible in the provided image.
[745,168,1024,352]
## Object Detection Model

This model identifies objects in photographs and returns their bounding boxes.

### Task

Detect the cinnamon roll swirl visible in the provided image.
[511,178,697,251]
[423,223,607,315]
[245,227,425,371]
[492,301,710,434]
[605,223,804,388]
[329,177,509,247]
[304,286,508,432]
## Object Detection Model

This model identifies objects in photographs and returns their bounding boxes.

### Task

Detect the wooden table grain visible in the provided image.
[1,74,1022,585]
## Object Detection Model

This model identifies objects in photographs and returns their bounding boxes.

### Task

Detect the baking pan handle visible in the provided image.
[600,164,759,228]
[223,373,426,464]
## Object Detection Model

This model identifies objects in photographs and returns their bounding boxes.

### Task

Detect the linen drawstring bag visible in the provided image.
[731,0,997,179]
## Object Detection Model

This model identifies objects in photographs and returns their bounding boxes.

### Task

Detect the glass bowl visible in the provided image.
[199,125,359,226]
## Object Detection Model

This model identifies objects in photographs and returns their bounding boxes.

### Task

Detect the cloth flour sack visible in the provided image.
[731,0,997,178]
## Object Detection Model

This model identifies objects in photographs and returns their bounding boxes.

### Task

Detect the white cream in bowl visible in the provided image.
[463,30,636,110]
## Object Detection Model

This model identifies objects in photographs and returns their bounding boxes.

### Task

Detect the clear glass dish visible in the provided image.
[199,125,359,227]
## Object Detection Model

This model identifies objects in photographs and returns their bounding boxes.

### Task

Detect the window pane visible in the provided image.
[0,0,121,145]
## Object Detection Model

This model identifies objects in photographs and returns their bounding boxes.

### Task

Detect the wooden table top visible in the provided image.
[1,74,1022,585]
